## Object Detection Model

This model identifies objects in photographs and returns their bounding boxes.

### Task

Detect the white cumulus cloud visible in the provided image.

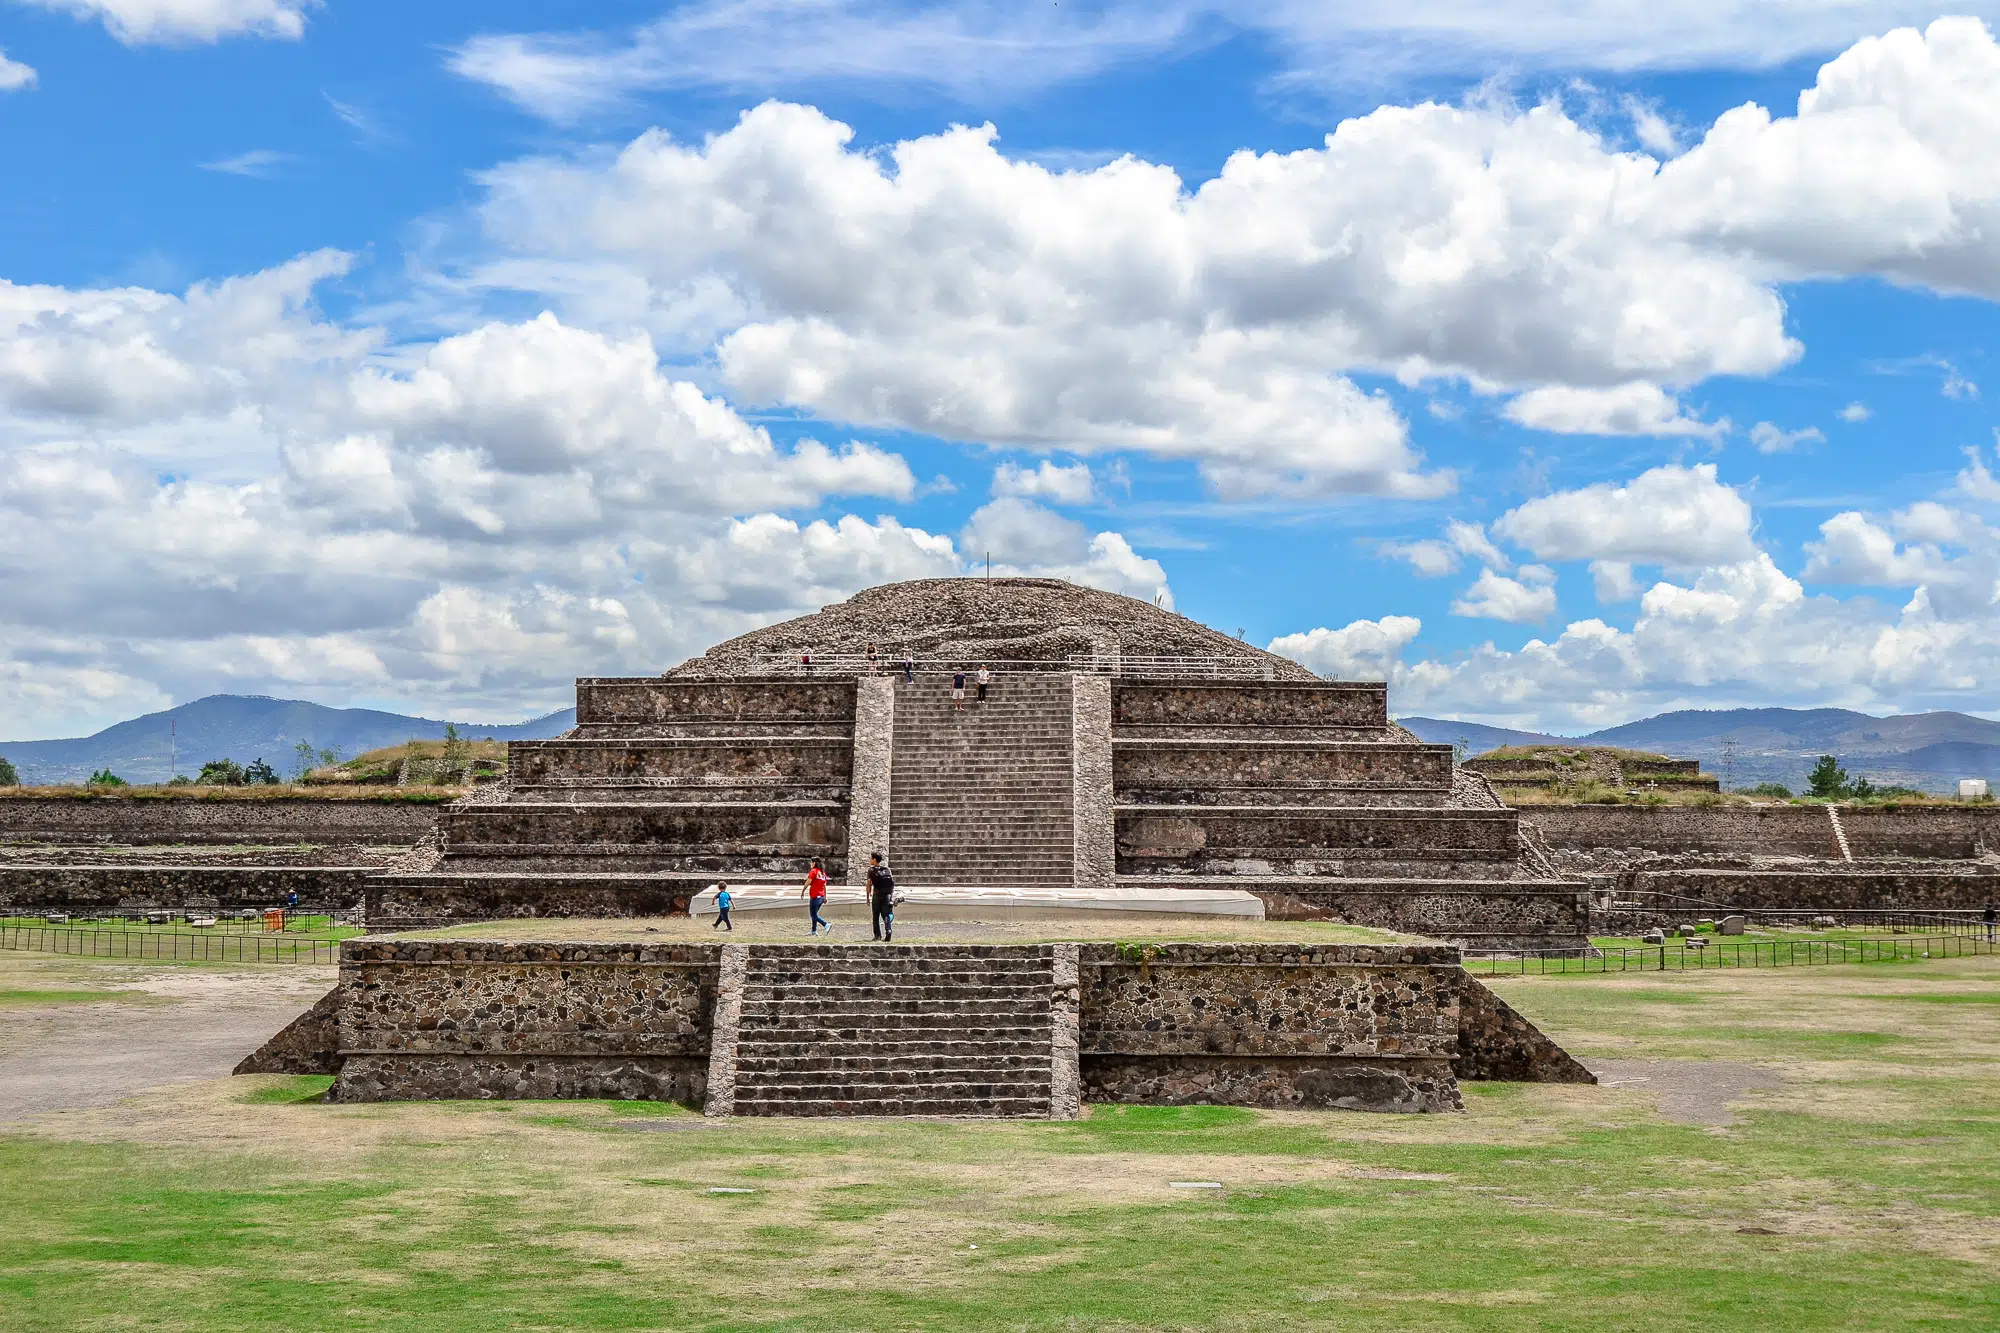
[28,0,316,44]
[1493,463,1757,567]
[1267,615,1422,682]
[1749,421,1827,453]
[0,49,36,92]
[992,459,1095,505]
[1451,568,1558,623]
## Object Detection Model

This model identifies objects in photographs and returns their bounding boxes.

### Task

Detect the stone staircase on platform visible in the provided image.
[717,944,1072,1117]
[888,675,1074,886]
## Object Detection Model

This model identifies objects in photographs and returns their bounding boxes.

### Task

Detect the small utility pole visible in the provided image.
[170,719,176,782]
[984,551,991,579]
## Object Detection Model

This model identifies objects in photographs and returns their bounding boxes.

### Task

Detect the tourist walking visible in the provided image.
[952,668,967,711]
[800,647,813,673]
[801,858,832,935]
[975,664,991,704]
[867,853,896,942]
[901,651,915,684]
[865,642,878,673]
[711,882,733,931]
[1985,901,1996,943]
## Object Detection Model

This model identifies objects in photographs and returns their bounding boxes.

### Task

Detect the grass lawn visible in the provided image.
[1,955,1995,1330]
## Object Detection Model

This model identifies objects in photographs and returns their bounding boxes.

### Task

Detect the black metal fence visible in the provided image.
[0,923,341,964]
[1467,932,1996,976]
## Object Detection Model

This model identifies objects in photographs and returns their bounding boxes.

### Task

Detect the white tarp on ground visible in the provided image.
[689,883,1266,919]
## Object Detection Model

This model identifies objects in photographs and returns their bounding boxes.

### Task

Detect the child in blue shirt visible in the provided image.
[711,882,733,931]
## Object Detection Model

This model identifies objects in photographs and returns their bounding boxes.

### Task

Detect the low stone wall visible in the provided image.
[508,737,853,786]
[0,794,438,847]
[1627,867,2000,912]
[1454,978,1595,1083]
[1112,682,1387,729]
[576,677,856,727]
[1114,740,1451,791]
[441,802,847,852]
[1117,808,1519,875]
[1076,943,1464,1112]
[364,873,741,927]
[1525,804,2000,859]
[1241,881,1590,947]
[0,864,373,911]
[331,940,717,1103]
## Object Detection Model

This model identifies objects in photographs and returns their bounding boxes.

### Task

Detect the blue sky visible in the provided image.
[3,2,1999,739]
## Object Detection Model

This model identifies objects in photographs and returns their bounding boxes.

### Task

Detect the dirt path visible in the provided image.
[1584,1058,1781,1125]
[0,957,333,1124]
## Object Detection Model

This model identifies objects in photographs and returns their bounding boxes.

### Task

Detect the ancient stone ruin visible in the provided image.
[367,577,1589,950]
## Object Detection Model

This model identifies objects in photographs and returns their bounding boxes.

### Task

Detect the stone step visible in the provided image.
[734,1081,1051,1102]
[745,957,1054,975]
[732,1096,1051,1118]
[741,1001,1055,1022]
[736,1052,1048,1073]
[735,1035,1052,1056]
[744,981,1050,999]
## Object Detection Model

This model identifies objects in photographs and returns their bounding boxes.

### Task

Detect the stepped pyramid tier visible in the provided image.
[365,577,1589,950]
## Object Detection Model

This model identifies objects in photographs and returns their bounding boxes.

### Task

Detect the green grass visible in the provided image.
[1,960,1996,1329]
[0,987,139,1006]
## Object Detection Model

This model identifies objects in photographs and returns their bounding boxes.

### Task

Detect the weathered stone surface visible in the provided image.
[1452,977,1596,1084]
[335,1054,706,1103]
[1628,867,2000,912]
[1049,943,1083,1119]
[577,678,857,726]
[0,794,437,846]
[1,864,373,912]
[665,578,1310,679]
[1071,675,1115,889]
[1113,682,1384,728]
[234,986,343,1075]
[509,738,852,788]
[1082,1054,1461,1113]
[845,676,895,885]
[1114,739,1452,797]
[702,943,747,1116]
[1116,807,1520,875]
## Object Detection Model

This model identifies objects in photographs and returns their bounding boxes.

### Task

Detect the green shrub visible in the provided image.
[196,759,245,785]
[1747,782,1793,797]
[0,754,17,786]
[86,768,127,787]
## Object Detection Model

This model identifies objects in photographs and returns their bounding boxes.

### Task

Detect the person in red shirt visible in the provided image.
[800,857,832,935]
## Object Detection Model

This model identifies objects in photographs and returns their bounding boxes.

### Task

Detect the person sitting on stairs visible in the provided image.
[801,858,831,935]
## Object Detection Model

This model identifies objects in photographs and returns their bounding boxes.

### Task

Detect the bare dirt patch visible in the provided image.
[0,954,333,1124]
[1584,1059,1782,1126]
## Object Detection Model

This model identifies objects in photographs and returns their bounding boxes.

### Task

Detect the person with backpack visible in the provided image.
[867,853,896,942]
[711,881,733,932]
[800,858,832,935]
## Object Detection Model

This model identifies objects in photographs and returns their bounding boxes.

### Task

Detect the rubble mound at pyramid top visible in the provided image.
[666,577,1319,681]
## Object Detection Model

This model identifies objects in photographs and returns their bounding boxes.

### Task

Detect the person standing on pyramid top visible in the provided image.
[952,667,967,711]
[801,857,831,935]
[976,663,991,705]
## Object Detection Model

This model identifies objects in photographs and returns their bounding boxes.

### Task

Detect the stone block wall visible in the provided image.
[507,737,853,788]
[1627,867,2000,912]
[1523,806,1840,857]
[1114,740,1452,796]
[1071,674,1116,888]
[0,794,438,847]
[331,940,717,1102]
[575,678,857,728]
[1245,881,1590,947]
[1839,806,2000,858]
[1117,808,1519,876]
[845,676,895,885]
[0,864,373,912]
[1112,682,1387,729]
[1076,943,1464,1112]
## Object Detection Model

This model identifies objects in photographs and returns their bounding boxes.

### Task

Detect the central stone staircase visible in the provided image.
[888,674,1074,885]
[727,945,1062,1116]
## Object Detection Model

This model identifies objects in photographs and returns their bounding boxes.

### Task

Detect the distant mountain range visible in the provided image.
[1399,708,2000,794]
[5,695,1994,794]
[0,695,576,785]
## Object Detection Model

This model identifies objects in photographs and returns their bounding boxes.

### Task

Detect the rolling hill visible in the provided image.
[0,695,576,785]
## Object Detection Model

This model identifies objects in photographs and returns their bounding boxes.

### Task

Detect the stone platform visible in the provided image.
[240,938,1594,1115]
